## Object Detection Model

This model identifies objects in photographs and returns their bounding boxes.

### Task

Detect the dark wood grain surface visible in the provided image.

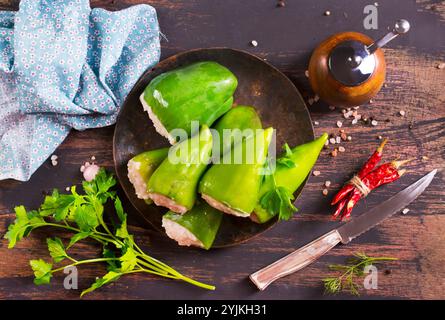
[0,0,444,300]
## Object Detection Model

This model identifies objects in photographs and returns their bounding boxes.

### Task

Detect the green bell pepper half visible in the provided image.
[199,127,274,217]
[162,201,223,250]
[127,148,169,203]
[211,105,262,158]
[148,125,213,213]
[141,61,238,143]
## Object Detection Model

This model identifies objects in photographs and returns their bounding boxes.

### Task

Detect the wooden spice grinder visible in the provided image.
[308,19,410,107]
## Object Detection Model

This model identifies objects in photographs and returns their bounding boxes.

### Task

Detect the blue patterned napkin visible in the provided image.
[0,0,160,181]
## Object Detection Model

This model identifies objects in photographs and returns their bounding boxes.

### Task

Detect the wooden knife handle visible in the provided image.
[249,229,342,290]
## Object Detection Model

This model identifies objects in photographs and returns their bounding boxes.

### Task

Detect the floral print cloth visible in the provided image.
[0,0,160,181]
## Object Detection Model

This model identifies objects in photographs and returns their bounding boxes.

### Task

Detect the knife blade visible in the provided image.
[250,169,437,290]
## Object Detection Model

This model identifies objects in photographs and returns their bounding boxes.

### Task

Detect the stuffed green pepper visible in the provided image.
[251,133,328,223]
[148,125,213,214]
[162,201,223,250]
[140,61,238,144]
[212,105,262,158]
[199,127,274,217]
[127,148,169,202]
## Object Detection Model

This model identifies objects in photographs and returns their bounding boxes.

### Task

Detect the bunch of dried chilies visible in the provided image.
[331,139,411,220]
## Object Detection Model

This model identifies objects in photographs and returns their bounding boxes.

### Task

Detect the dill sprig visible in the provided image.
[323,252,398,296]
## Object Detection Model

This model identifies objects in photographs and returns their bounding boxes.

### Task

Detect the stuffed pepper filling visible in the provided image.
[162,217,203,248]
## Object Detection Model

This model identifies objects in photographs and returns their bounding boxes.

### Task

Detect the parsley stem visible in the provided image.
[128,268,214,290]
[126,268,177,279]
[136,258,169,275]
[137,252,177,273]
[67,256,78,263]
[177,275,216,291]
[51,257,120,273]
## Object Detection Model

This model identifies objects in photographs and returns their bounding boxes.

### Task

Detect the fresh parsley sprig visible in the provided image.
[276,143,296,168]
[259,143,298,221]
[4,169,214,296]
[323,252,398,295]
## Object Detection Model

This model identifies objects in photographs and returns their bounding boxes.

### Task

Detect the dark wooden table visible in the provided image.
[1,0,444,300]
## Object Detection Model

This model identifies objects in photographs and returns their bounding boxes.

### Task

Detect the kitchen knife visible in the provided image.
[250,169,437,290]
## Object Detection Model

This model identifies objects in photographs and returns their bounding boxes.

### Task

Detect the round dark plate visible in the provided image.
[113,48,314,248]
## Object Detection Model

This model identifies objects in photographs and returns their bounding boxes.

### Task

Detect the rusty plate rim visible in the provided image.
[113,47,314,248]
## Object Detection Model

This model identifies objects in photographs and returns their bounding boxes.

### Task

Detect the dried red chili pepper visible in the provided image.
[332,197,348,220]
[335,159,409,221]
[331,138,388,205]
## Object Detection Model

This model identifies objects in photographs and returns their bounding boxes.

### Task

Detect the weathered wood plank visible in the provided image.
[0,0,444,299]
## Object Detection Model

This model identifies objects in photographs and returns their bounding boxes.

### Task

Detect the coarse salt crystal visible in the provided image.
[329,138,336,144]
[305,70,309,78]
[322,188,329,196]
[50,154,58,161]
[338,146,345,152]
[336,136,341,144]
[371,120,378,126]
[51,160,58,166]
[402,208,410,215]
[83,164,100,182]
[336,121,343,128]
[325,181,331,187]
[347,136,352,141]
[250,40,258,47]
[351,118,358,125]
[314,121,320,125]
[399,110,406,116]
[313,170,321,176]
[91,155,96,161]
[65,187,70,192]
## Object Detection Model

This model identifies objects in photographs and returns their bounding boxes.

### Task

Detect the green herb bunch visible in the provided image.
[323,252,397,295]
[4,169,214,296]
[260,143,298,221]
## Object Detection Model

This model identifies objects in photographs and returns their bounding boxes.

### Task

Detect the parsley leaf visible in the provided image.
[120,248,138,272]
[5,206,44,248]
[103,246,121,272]
[276,143,296,168]
[40,189,76,221]
[82,168,116,203]
[276,157,296,168]
[114,197,125,223]
[30,259,53,285]
[80,271,121,297]
[260,186,298,221]
[74,204,99,232]
[259,162,298,221]
[47,237,68,263]
[276,187,298,220]
[114,197,129,239]
[67,232,91,249]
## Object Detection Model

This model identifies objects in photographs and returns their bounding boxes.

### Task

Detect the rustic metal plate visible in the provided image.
[113,48,314,248]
